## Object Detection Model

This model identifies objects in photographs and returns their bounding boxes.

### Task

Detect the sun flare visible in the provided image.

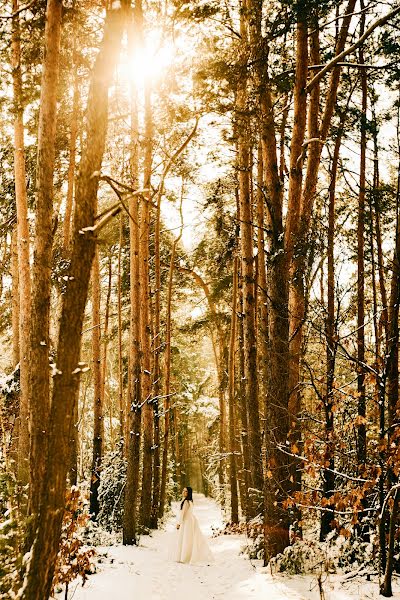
[120,37,175,88]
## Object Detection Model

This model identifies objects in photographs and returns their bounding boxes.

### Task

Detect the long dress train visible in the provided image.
[171,500,213,565]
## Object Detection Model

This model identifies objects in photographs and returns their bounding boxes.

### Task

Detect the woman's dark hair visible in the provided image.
[180,486,193,509]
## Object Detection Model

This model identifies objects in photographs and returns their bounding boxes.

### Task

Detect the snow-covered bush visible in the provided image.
[0,460,24,598]
[270,532,377,575]
[334,532,377,572]
[0,366,20,399]
[270,539,333,575]
[0,365,20,427]
[83,519,122,546]
[97,445,126,533]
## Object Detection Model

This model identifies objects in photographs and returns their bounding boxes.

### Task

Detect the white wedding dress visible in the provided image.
[171,500,213,565]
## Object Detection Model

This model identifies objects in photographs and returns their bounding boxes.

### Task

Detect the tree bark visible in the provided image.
[11,0,31,486]
[63,5,79,250]
[139,82,154,529]
[11,228,20,368]
[236,253,251,520]
[27,0,63,536]
[89,247,103,519]
[228,256,239,523]
[357,4,367,469]
[151,179,161,528]
[117,214,125,442]
[22,5,129,596]
[286,0,357,438]
[123,8,142,542]
[320,125,343,540]
[236,11,263,512]
[256,144,268,424]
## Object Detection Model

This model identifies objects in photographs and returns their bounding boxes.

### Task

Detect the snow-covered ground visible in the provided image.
[57,494,400,600]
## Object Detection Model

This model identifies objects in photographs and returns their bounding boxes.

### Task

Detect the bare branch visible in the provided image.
[307,5,400,92]
[0,0,37,19]
[309,60,399,70]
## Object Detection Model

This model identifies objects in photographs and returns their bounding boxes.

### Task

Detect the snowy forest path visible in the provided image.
[58,494,310,600]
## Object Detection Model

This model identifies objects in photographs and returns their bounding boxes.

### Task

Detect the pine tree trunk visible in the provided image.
[236,257,251,520]
[12,0,31,488]
[285,17,309,429]
[117,214,125,442]
[123,15,142,541]
[89,247,103,519]
[22,5,129,596]
[256,145,268,417]
[65,72,80,485]
[320,126,342,540]
[357,9,367,469]
[151,176,162,528]
[387,182,400,437]
[11,229,20,369]
[159,229,177,518]
[101,254,112,420]
[62,9,79,250]
[255,44,290,560]
[236,60,263,516]
[285,0,357,459]
[371,100,388,343]
[228,256,239,523]
[122,184,142,543]
[27,0,63,536]
[139,83,154,529]
[381,490,400,597]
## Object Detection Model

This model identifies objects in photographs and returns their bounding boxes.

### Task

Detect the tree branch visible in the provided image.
[0,0,37,19]
[306,5,400,92]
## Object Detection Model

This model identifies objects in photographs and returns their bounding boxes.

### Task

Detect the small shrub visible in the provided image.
[97,446,126,533]
[270,539,332,575]
[0,460,24,599]
[52,487,96,597]
[270,531,377,576]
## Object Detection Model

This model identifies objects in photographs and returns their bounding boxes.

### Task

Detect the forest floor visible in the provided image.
[56,495,400,600]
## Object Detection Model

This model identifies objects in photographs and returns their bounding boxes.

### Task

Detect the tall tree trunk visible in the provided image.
[245,0,292,553]
[255,34,290,562]
[139,82,154,529]
[122,164,142,543]
[256,145,268,413]
[228,256,239,523]
[357,6,367,469]
[12,0,32,488]
[11,229,20,369]
[63,15,80,483]
[285,0,357,465]
[27,0,63,536]
[62,5,79,250]
[123,7,142,542]
[89,247,103,519]
[371,98,388,344]
[236,16,263,512]
[320,126,343,540]
[101,254,112,416]
[159,196,184,517]
[387,168,400,442]
[151,120,162,530]
[381,490,400,597]
[22,5,129,597]
[117,214,125,442]
[285,16,309,426]
[236,257,251,519]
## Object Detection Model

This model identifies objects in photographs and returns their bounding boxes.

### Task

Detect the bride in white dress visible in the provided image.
[172,487,213,565]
